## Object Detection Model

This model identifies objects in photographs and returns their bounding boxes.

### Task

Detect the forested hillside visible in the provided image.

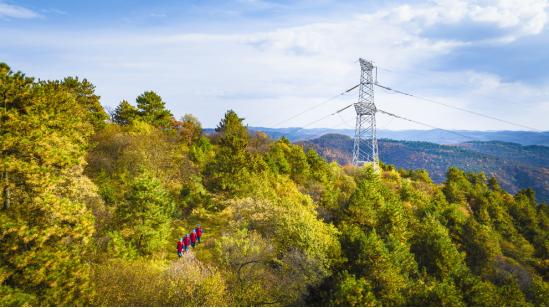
[1,65,548,306]
[302,134,549,203]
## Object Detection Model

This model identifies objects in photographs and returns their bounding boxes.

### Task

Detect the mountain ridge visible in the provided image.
[298,133,549,203]
[204,127,549,146]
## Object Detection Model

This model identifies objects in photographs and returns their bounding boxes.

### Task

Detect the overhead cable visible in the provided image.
[269,84,359,128]
[374,83,542,132]
[376,108,481,141]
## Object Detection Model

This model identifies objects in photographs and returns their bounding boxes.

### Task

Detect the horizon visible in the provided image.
[237,126,549,133]
[2,2,549,305]
[203,125,549,147]
[2,0,549,131]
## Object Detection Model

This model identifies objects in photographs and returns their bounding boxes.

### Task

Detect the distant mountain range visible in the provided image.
[299,134,549,203]
[241,127,549,146]
[204,127,549,202]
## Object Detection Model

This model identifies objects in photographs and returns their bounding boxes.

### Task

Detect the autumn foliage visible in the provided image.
[1,64,547,306]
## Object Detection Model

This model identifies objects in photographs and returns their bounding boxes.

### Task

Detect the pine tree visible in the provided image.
[135,91,173,128]
[59,77,109,129]
[113,172,174,255]
[206,110,251,193]
[112,100,138,125]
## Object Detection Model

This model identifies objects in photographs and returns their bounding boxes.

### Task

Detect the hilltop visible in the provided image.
[299,133,549,203]
[1,64,548,307]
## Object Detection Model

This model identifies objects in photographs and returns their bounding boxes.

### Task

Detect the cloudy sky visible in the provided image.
[1,0,548,130]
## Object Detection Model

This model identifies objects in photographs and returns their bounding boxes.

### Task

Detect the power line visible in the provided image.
[280,100,360,138]
[306,116,349,136]
[269,84,359,128]
[281,98,486,145]
[376,108,482,141]
[332,103,354,115]
[284,113,335,137]
[336,112,354,129]
[332,101,480,141]
[380,66,545,111]
[268,61,545,144]
[374,83,542,132]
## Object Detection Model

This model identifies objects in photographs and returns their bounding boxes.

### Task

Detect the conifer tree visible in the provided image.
[206,110,251,193]
[135,91,173,128]
[112,100,138,125]
[60,77,109,129]
[114,172,174,255]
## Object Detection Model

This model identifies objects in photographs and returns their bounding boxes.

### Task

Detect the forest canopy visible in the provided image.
[0,64,548,306]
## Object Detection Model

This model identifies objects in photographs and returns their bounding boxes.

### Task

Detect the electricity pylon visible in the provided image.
[352,58,379,172]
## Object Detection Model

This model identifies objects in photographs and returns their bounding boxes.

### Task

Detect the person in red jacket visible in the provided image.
[183,234,190,253]
[190,230,197,248]
[196,224,203,244]
[177,238,183,257]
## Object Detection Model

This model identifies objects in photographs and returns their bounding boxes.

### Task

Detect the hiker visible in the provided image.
[196,224,203,244]
[190,229,197,248]
[183,234,190,253]
[177,238,183,257]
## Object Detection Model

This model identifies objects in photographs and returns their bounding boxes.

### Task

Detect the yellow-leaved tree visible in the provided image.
[0,64,103,306]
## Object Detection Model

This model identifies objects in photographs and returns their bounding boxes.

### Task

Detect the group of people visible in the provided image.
[177,224,203,257]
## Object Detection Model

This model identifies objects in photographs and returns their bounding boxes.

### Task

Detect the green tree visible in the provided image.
[410,216,467,280]
[343,179,384,229]
[461,218,501,274]
[113,172,174,255]
[327,272,378,306]
[265,139,291,175]
[205,110,251,193]
[112,100,138,125]
[59,76,108,129]
[340,226,412,305]
[215,109,248,150]
[443,168,467,204]
[135,91,173,128]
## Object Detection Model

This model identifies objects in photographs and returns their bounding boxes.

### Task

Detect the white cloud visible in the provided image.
[2,0,548,130]
[469,0,548,34]
[0,2,39,19]
[376,0,548,41]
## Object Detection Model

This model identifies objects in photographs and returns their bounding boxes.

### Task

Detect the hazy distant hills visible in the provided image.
[203,127,549,202]
[245,127,549,146]
[299,133,549,203]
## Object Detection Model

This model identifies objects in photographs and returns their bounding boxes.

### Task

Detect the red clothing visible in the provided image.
[177,241,183,252]
[183,236,190,246]
[197,227,203,237]
[190,232,197,243]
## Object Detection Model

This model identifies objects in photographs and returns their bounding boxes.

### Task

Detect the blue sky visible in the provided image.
[1,0,548,130]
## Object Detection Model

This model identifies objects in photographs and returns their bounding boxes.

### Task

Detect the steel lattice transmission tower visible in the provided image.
[352,58,379,172]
